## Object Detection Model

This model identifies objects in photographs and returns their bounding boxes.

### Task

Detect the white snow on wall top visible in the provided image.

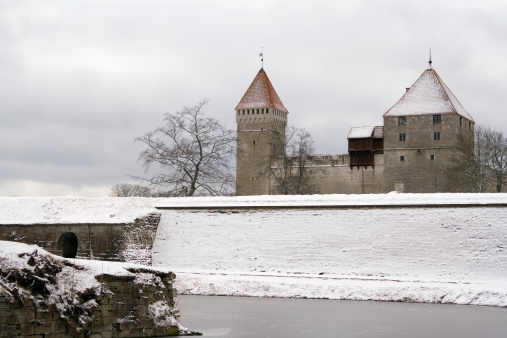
[347,126,374,139]
[384,68,473,121]
[1,194,506,224]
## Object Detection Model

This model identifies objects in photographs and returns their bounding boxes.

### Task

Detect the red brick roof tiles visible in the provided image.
[235,68,289,113]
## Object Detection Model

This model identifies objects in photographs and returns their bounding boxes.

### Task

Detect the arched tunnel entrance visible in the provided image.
[57,232,78,258]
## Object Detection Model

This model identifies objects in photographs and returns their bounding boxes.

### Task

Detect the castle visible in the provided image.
[235,61,475,195]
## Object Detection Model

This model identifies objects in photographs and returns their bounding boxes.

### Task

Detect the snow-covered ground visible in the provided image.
[2,194,507,307]
[152,194,507,307]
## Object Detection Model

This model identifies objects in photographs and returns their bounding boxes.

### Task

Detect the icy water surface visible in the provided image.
[176,295,507,337]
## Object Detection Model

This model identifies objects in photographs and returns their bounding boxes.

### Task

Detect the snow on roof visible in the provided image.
[384,68,474,121]
[347,126,374,139]
[235,68,289,113]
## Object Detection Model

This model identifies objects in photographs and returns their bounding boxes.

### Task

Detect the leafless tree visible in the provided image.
[269,126,319,195]
[450,125,507,192]
[134,99,236,196]
[109,183,152,197]
[449,126,488,192]
[484,128,507,192]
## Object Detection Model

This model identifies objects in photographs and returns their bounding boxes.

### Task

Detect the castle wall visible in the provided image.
[383,114,474,193]
[269,154,387,194]
[0,213,161,263]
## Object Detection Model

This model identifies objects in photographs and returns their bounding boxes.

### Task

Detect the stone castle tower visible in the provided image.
[382,64,475,193]
[234,62,475,195]
[235,68,288,196]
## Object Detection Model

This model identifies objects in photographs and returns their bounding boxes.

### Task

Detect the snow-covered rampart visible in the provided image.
[152,193,507,306]
[1,194,507,307]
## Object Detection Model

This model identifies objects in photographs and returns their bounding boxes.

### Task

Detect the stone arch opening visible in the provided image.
[57,232,78,258]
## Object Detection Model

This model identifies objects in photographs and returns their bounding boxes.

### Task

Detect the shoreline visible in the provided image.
[173,271,507,307]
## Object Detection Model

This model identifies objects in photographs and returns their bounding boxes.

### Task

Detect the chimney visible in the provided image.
[405,88,410,93]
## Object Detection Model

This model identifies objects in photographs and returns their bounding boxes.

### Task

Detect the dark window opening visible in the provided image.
[398,116,407,125]
[399,133,406,141]
[433,115,441,124]
[400,155,405,161]
[430,154,435,160]
[434,132,440,140]
[57,232,78,258]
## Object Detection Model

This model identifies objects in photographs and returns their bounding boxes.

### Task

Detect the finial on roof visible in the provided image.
[428,48,433,69]
[259,47,264,68]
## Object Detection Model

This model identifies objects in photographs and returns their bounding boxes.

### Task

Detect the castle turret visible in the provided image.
[382,65,474,192]
[235,68,288,196]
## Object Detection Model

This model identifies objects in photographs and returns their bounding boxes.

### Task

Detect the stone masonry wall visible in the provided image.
[0,247,195,337]
[383,114,474,193]
[236,120,285,196]
[0,213,161,262]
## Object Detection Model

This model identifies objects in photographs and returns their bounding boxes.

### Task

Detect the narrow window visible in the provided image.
[257,109,259,114]
[266,108,269,114]
[399,133,406,141]
[242,110,245,115]
[253,140,256,146]
[434,132,440,140]
[400,155,405,161]
[398,116,407,125]
[433,115,441,124]
[430,154,435,160]
[460,117,463,126]
[469,122,472,130]
[261,108,264,114]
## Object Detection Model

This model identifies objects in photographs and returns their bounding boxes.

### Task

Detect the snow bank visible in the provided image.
[152,193,507,306]
[0,197,160,224]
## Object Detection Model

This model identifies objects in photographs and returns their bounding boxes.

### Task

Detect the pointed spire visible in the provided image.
[428,49,433,69]
[384,67,473,121]
[235,68,288,113]
[259,47,264,68]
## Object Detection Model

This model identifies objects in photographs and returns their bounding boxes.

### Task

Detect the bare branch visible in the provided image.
[133,99,236,196]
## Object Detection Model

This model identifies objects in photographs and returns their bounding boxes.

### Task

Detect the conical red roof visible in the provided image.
[235,68,288,113]
[384,68,473,121]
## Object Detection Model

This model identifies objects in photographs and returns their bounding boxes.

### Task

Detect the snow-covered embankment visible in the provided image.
[152,193,507,307]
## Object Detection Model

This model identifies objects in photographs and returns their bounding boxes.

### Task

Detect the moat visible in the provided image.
[176,295,507,337]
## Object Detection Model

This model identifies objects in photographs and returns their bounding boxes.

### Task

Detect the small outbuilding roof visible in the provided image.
[235,68,288,113]
[383,68,473,121]
[348,126,374,139]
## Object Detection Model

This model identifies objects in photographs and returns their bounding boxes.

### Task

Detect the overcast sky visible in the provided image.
[1,0,506,197]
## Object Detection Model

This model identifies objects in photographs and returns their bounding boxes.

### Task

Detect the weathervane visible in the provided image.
[428,48,432,68]
[260,47,264,68]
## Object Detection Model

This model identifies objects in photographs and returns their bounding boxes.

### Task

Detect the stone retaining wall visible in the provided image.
[0,245,196,337]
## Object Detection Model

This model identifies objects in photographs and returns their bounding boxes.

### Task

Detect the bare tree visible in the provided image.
[269,127,319,195]
[450,124,507,193]
[110,183,152,197]
[484,128,507,192]
[134,99,236,196]
[449,126,488,192]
